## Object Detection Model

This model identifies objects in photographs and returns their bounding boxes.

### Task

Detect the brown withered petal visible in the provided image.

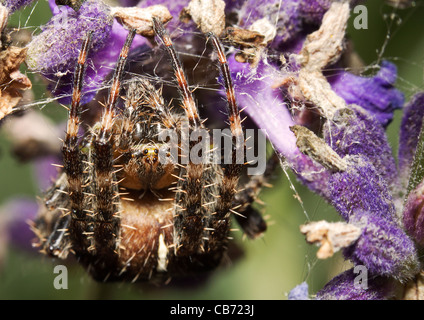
[111,5,172,37]
[300,220,361,259]
[182,0,226,36]
[0,46,31,121]
[295,1,349,120]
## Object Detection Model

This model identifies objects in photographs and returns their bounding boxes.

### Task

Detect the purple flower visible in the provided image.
[2,0,34,13]
[238,0,302,45]
[27,1,113,74]
[311,88,424,298]
[227,55,332,197]
[298,0,333,25]
[327,154,418,279]
[299,0,363,25]
[324,106,398,185]
[345,209,418,280]
[25,0,146,104]
[288,282,309,300]
[118,0,140,7]
[236,0,363,48]
[316,268,396,300]
[328,156,396,222]
[227,56,297,161]
[26,0,113,103]
[330,61,404,127]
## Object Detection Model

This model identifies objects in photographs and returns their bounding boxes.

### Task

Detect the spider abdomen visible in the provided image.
[81,189,223,283]
[114,191,175,281]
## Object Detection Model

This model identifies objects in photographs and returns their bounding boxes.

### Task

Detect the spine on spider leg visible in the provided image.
[208,33,245,252]
[62,32,94,254]
[92,29,136,258]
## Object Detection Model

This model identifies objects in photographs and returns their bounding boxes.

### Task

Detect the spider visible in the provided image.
[32,18,277,283]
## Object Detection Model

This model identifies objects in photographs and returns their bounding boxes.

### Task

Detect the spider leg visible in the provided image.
[152,17,202,129]
[91,29,136,263]
[61,32,95,255]
[153,18,210,257]
[233,152,280,239]
[207,33,245,252]
[32,172,72,258]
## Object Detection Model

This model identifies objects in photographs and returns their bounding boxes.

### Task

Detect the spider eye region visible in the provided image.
[121,144,177,191]
[141,147,159,163]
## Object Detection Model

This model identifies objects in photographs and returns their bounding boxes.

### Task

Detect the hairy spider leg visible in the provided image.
[208,35,281,240]
[207,33,245,252]
[91,29,136,259]
[153,18,213,256]
[152,17,202,129]
[37,173,71,257]
[62,32,95,254]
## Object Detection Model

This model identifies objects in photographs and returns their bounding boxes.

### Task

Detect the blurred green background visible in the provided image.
[0,0,423,300]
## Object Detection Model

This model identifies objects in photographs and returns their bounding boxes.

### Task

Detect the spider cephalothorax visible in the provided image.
[32,19,276,283]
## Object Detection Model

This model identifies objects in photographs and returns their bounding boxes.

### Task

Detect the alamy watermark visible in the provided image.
[155,126,268,176]
[353,265,368,290]
[353,5,368,30]
[53,265,68,290]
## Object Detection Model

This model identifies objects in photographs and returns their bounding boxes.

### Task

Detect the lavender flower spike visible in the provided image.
[345,209,419,280]
[316,268,396,300]
[25,0,114,104]
[329,156,419,280]
[238,0,302,45]
[26,1,113,75]
[298,0,333,25]
[324,106,398,188]
[1,0,34,13]
[228,56,298,162]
